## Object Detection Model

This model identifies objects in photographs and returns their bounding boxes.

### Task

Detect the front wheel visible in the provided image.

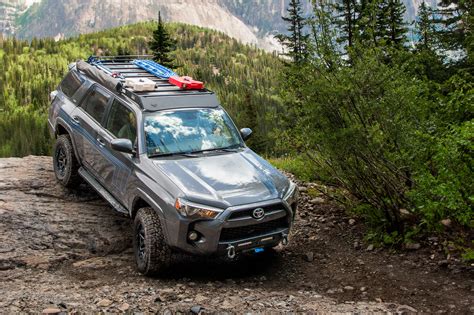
[133,207,172,276]
[53,134,81,188]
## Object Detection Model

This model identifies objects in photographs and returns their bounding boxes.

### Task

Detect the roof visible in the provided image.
[78,56,219,111]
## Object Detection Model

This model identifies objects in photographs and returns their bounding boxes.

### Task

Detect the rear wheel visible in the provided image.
[133,207,172,275]
[53,134,81,188]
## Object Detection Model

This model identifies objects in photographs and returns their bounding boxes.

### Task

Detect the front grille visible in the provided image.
[219,217,288,242]
[227,203,285,220]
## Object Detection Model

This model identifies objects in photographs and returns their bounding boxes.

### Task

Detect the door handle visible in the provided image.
[97,138,105,146]
[72,116,81,125]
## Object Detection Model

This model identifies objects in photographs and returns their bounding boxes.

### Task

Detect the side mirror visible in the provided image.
[111,138,135,154]
[240,128,253,141]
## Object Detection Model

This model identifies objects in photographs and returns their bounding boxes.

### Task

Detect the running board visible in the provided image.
[78,167,129,216]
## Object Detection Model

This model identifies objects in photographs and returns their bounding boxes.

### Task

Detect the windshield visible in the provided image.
[144,108,242,156]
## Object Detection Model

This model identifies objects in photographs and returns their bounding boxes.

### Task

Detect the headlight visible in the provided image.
[283,181,299,206]
[174,198,223,219]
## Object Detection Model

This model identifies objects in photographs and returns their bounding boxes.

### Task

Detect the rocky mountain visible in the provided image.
[3,0,438,51]
[0,0,41,37]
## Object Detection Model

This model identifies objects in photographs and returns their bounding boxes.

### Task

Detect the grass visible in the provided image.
[268,155,319,182]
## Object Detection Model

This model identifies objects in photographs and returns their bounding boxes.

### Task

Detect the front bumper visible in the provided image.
[164,198,295,256]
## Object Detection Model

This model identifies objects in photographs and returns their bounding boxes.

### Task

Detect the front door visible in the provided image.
[98,98,138,200]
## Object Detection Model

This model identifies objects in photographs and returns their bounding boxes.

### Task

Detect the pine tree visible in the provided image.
[333,0,359,51]
[434,0,473,63]
[376,0,407,48]
[275,0,309,64]
[415,1,436,50]
[357,0,379,46]
[149,11,175,68]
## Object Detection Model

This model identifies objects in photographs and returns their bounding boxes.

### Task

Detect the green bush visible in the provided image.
[291,50,424,232]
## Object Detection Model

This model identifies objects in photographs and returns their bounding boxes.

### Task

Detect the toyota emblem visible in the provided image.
[252,208,265,219]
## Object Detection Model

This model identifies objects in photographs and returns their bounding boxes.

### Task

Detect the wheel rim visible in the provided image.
[55,145,67,177]
[136,222,146,261]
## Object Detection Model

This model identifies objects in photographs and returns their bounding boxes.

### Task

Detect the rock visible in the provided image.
[366,244,374,251]
[344,286,354,291]
[190,305,204,314]
[155,288,177,302]
[304,252,314,262]
[397,305,418,313]
[405,243,421,250]
[353,241,361,250]
[118,303,130,311]
[298,186,308,193]
[221,300,233,309]
[399,208,411,217]
[360,287,367,292]
[194,294,208,303]
[438,260,449,268]
[440,219,452,228]
[348,219,356,225]
[310,197,325,204]
[96,299,113,307]
[42,308,61,314]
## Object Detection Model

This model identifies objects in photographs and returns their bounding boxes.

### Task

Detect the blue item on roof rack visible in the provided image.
[133,59,177,79]
[87,56,125,79]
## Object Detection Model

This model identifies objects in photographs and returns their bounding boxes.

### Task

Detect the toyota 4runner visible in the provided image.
[48,56,298,275]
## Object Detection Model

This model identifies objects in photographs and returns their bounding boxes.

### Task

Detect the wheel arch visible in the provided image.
[130,191,169,238]
[131,197,151,219]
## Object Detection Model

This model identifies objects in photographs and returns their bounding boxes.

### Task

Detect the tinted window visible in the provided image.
[106,100,137,142]
[82,88,109,123]
[60,71,83,98]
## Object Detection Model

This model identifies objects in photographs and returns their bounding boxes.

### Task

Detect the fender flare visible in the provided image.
[130,189,171,241]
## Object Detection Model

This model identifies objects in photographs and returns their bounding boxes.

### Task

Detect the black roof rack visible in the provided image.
[81,56,217,111]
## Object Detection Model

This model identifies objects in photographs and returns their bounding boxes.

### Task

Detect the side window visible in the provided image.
[60,71,83,99]
[81,88,110,124]
[106,100,137,142]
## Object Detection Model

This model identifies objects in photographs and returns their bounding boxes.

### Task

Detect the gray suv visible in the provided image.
[48,57,298,275]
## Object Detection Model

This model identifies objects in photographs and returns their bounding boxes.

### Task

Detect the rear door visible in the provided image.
[98,98,138,200]
[71,85,111,180]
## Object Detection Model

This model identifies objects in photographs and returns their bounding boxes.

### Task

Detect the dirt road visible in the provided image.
[0,156,472,313]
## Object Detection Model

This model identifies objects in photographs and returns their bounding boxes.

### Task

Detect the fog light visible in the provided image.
[188,231,199,241]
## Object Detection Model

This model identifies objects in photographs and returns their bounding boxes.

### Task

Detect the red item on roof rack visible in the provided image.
[169,76,204,90]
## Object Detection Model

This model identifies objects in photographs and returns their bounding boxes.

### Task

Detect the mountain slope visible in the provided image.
[15,0,269,49]
[10,0,437,51]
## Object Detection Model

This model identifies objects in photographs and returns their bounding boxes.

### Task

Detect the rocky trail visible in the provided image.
[0,156,472,313]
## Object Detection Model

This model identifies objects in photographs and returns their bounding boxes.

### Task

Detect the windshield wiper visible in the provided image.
[148,152,198,158]
[190,145,243,154]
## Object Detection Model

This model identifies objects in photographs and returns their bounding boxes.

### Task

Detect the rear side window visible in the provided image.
[60,71,83,98]
[81,88,110,124]
[106,100,137,142]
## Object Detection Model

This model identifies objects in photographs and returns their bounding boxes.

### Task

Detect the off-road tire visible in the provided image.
[133,207,172,276]
[53,134,81,188]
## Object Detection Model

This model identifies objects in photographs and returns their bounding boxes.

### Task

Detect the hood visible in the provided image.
[153,149,290,207]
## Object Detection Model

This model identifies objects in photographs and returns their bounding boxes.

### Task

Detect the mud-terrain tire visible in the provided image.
[133,207,172,276]
[53,134,81,188]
